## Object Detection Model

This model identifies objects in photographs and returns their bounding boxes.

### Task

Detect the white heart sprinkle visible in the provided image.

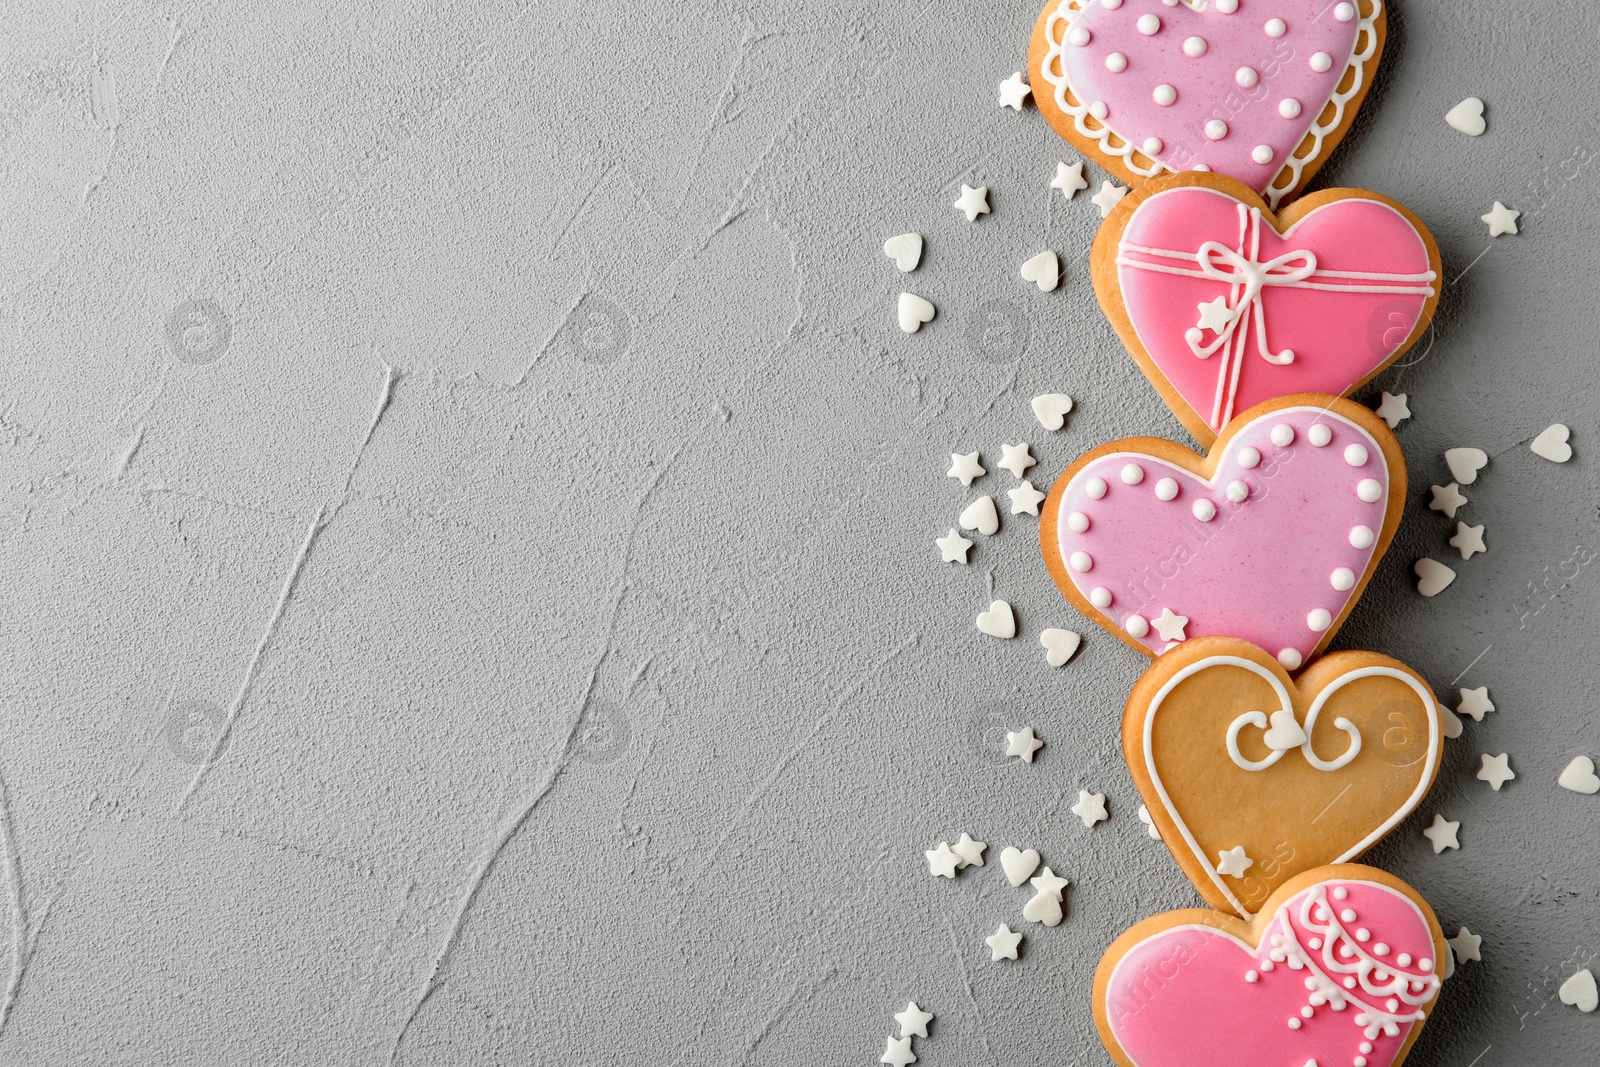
[1022,889,1064,926]
[1444,447,1488,485]
[1559,755,1600,794]
[1000,846,1041,886]
[882,232,923,272]
[1445,97,1486,136]
[1031,393,1074,431]
[1560,969,1599,1013]
[1531,424,1573,463]
[1019,250,1060,292]
[1040,628,1082,667]
[1440,706,1464,739]
[958,495,1000,535]
[1261,709,1308,751]
[1414,558,1457,597]
[976,600,1016,639]
[897,292,936,334]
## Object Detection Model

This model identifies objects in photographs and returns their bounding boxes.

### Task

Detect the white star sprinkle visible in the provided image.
[1477,752,1515,790]
[1450,522,1486,560]
[1071,790,1108,827]
[1428,483,1468,518]
[1482,200,1520,237]
[954,184,991,222]
[1457,686,1495,721]
[1216,846,1253,877]
[947,451,985,485]
[936,528,973,564]
[925,842,960,878]
[1423,813,1460,853]
[998,72,1031,111]
[998,442,1036,478]
[1006,727,1044,763]
[1008,480,1046,516]
[1375,391,1411,428]
[1449,926,1482,964]
[894,1002,934,1039]
[1030,865,1069,899]
[1150,607,1189,642]
[985,923,1023,961]
[881,1034,917,1067]
[1091,180,1128,218]
[1195,296,1233,333]
[1050,160,1088,200]
[950,832,988,869]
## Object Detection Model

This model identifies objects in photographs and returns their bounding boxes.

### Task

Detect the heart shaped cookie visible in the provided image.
[1124,637,1441,917]
[1040,393,1405,665]
[1094,864,1445,1067]
[1030,0,1385,207]
[1091,172,1439,445]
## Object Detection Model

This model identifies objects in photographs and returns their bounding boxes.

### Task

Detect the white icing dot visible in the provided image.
[1356,478,1383,502]
[1340,908,1357,921]
[1278,98,1302,119]
[1287,1018,1301,1030]
[1142,136,1164,155]
[1335,1,1355,20]
[1270,424,1295,447]
[1191,164,1210,172]
[1225,480,1248,503]
[1238,447,1261,469]
[1068,25,1091,46]
[1344,975,1357,988]
[1184,327,1203,345]
[1374,943,1390,956]
[1155,477,1179,501]
[1070,551,1093,572]
[1067,511,1090,533]
[1375,969,1389,982]
[1333,887,1349,900]
[1420,958,1431,970]
[1396,956,1410,969]
[1205,119,1229,140]
[1277,648,1303,670]
[1307,608,1332,632]
[1086,477,1107,499]
[1106,51,1128,73]
[1264,18,1286,37]
[1300,1006,1313,1019]
[1357,928,1372,942]
[1245,969,1259,983]
[1260,959,1274,971]
[1310,51,1333,72]
[1235,66,1258,87]
[1360,1041,1374,1053]
[1192,498,1216,521]
[1102,0,1122,7]
[1088,99,1109,120]
[1125,614,1150,638]
[1089,586,1113,608]
[1349,524,1375,549]
[1120,463,1145,485]
[1251,145,1274,165]
[1137,13,1161,34]
[1152,84,1177,106]
[1330,567,1355,591]
[1183,35,1207,56]
[1344,443,1369,466]
[1309,424,1333,446]
[1355,1059,1367,1067]
[1215,0,1237,11]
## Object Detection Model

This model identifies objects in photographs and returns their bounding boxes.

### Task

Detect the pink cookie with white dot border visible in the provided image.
[1039,393,1406,665]
[1093,864,1446,1067]
[1092,171,1440,446]
[1029,0,1385,207]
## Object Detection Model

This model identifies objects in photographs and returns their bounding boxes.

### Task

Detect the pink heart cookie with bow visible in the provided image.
[1030,0,1385,206]
[1039,393,1405,667]
[1092,173,1440,446]
[1093,865,1446,1067]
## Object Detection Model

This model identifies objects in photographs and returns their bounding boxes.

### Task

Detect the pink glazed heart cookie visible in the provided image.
[1030,0,1385,206]
[1093,172,1440,445]
[1093,865,1446,1067]
[1039,394,1405,666]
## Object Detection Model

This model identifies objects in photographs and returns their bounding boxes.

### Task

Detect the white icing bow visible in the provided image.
[1184,243,1319,365]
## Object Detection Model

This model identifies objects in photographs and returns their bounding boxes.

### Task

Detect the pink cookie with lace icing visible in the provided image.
[1030,0,1385,206]
[1092,173,1440,445]
[1094,866,1445,1067]
[1039,394,1405,667]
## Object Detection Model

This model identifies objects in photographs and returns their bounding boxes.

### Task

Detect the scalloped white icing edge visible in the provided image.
[1038,0,1382,208]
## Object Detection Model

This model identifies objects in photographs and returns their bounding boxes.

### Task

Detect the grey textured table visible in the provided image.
[3,1,1598,1064]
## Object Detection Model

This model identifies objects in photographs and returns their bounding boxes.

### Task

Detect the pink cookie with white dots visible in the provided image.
[1029,0,1386,206]
[1040,393,1405,666]
[1093,864,1446,1067]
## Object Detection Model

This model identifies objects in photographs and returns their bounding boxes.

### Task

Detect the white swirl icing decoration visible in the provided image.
[1038,0,1384,208]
